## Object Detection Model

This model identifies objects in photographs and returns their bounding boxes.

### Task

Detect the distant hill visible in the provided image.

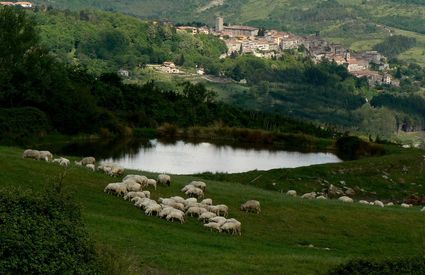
[34,0,425,65]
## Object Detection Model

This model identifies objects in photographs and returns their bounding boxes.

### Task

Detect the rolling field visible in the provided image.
[1,145,425,274]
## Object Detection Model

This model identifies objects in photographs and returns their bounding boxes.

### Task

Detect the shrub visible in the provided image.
[328,257,425,275]
[0,184,99,274]
[335,136,385,160]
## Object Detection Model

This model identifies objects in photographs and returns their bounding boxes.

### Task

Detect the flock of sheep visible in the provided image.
[104,177,261,235]
[287,189,425,212]
[23,149,126,177]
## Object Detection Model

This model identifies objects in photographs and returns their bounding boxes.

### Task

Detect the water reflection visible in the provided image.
[38,138,341,174]
[100,139,341,174]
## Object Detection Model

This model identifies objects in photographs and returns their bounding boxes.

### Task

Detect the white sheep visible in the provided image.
[359,200,369,205]
[157,174,171,186]
[186,206,207,217]
[316,196,327,200]
[23,149,40,160]
[142,191,150,199]
[159,207,175,218]
[38,151,53,162]
[124,180,142,192]
[145,203,162,216]
[240,200,261,214]
[86,164,95,171]
[104,182,127,196]
[338,196,353,203]
[386,202,394,206]
[190,181,207,191]
[123,175,148,187]
[198,211,217,222]
[301,192,316,200]
[216,204,228,217]
[200,198,213,206]
[58,157,70,167]
[209,216,227,226]
[124,191,146,201]
[421,207,425,212]
[80,157,96,165]
[170,196,186,204]
[401,203,411,208]
[185,186,204,199]
[221,219,241,235]
[166,210,185,223]
[146,179,157,190]
[185,198,197,204]
[204,222,221,232]
[286,190,297,197]
[374,200,384,207]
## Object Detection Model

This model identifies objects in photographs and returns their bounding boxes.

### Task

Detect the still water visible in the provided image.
[95,139,342,174]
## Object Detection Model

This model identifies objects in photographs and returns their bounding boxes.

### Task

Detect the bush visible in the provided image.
[328,257,425,275]
[0,184,99,274]
[335,136,385,160]
[0,107,50,144]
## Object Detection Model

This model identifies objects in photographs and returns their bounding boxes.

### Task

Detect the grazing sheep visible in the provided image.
[38,151,53,162]
[421,207,425,212]
[158,174,171,186]
[123,175,148,187]
[359,200,369,205]
[170,196,186,204]
[286,190,297,197]
[86,164,95,171]
[109,166,125,177]
[146,179,157,190]
[201,198,213,206]
[104,182,127,196]
[166,210,185,223]
[338,196,353,203]
[190,181,207,191]
[142,191,150,199]
[186,206,207,217]
[159,207,175,218]
[124,192,146,201]
[145,203,162,216]
[401,203,411,208]
[301,192,316,200]
[204,222,221,232]
[386,202,394,206]
[316,196,327,200]
[240,200,261,214]
[221,220,241,235]
[185,186,204,199]
[216,204,229,217]
[124,180,142,192]
[198,211,217,222]
[80,157,96,165]
[209,216,227,226]
[23,149,40,160]
[374,200,385,207]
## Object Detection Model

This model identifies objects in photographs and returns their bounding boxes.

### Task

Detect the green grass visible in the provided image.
[1,145,425,274]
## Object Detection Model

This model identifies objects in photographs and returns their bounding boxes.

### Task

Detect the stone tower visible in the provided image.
[215,16,224,32]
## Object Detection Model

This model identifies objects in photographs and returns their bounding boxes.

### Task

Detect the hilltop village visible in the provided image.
[176,17,398,87]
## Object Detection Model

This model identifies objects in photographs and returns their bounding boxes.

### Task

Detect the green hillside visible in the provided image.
[1,145,425,274]
[35,0,425,65]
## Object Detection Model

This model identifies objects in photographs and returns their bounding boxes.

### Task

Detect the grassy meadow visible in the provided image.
[1,145,425,274]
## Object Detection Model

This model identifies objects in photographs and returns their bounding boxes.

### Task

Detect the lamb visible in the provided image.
[286,190,297,197]
[240,200,261,214]
[190,181,207,191]
[209,216,227,226]
[200,198,213,206]
[198,211,217,222]
[158,174,171,186]
[338,196,354,203]
[301,192,316,200]
[185,186,204,199]
[86,164,95,171]
[38,151,53,162]
[186,206,208,217]
[204,222,221,232]
[146,179,157,190]
[166,210,185,223]
[23,149,40,160]
[374,200,385,207]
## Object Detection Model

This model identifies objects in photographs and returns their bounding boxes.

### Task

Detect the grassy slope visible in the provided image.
[1,145,425,274]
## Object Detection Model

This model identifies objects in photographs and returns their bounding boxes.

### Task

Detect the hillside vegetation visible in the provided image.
[34,0,425,65]
[1,145,425,274]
